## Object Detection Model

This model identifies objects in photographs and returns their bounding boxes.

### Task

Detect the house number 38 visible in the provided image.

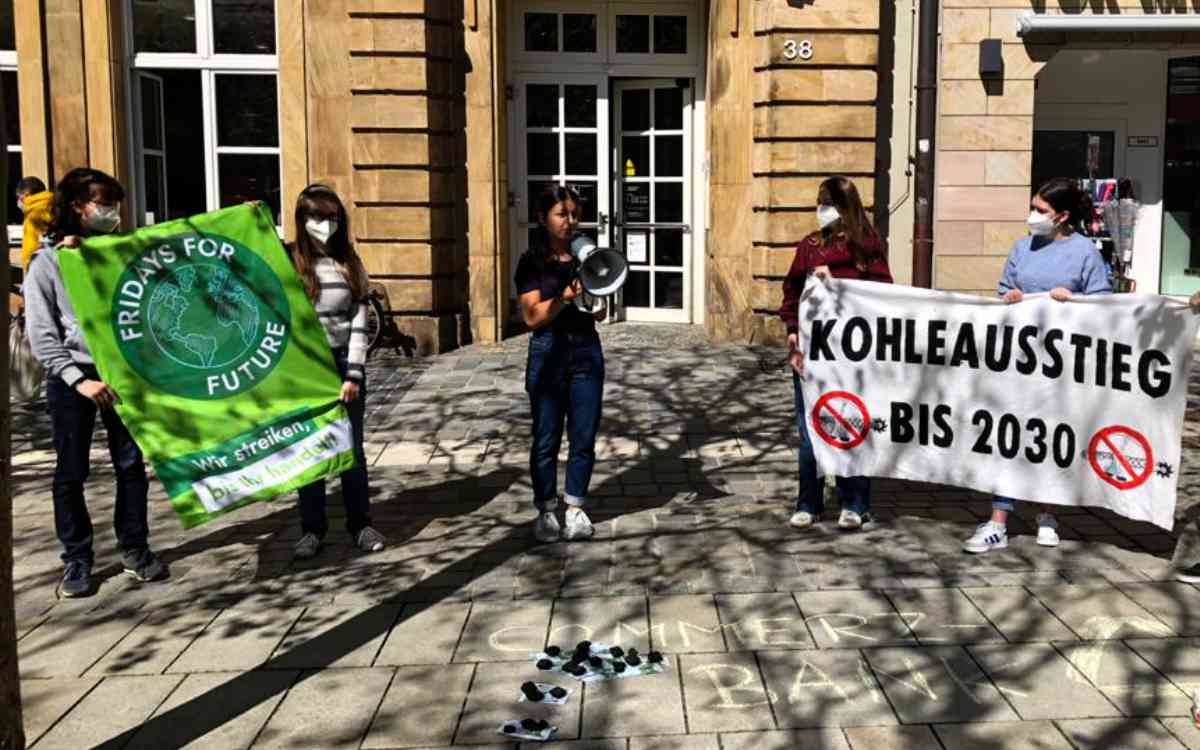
[782,39,814,61]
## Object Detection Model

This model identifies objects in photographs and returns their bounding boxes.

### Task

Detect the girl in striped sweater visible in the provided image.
[289,184,386,559]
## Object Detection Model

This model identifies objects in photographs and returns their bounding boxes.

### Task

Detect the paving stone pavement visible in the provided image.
[11,325,1200,748]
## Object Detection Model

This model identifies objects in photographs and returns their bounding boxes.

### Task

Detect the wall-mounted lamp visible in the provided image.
[979,39,1004,79]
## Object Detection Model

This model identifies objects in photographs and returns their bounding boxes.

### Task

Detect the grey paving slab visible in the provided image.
[1056,718,1188,749]
[795,590,916,649]
[1027,583,1172,639]
[967,643,1120,720]
[629,734,720,750]
[1125,637,1200,693]
[863,646,1019,724]
[884,588,1004,645]
[757,648,897,729]
[537,741,626,750]
[31,674,183,750]
[1056,639,1192,717]
[125,670,298,750]
[455,661,581,744]
[376,602,472,666]
[18,612,146,677]
[19,677,100,746]
[581,657,686,738]
[363,664,475,748]
[715,593,814,651]
[549,596,652,654]
[454,600,552,663]
[719,729,851,750]
[843,725,941,750]
[87,609,217,676]
[168,607,305,673]
[254,668,395,749]
[959,586,1078,643]
[679,653,776,734]
[932,720,1074,749]
[270,605,400,669]
[1118,582,1200,636]
[646,595,726,654]
[1162,718,1200,750]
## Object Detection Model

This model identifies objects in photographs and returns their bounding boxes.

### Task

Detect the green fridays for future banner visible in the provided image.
[57,203,356,528]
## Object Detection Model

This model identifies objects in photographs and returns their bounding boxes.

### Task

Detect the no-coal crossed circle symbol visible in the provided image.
[1088,425,1153,491]
[811,391,870,450]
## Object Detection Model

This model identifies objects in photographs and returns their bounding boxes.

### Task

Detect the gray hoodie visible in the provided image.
[24,241,92,387]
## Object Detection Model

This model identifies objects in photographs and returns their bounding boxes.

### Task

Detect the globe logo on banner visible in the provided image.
[111,232,291,400]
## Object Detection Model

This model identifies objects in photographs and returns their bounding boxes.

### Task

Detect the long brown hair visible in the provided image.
[817,176,880,269]
[291,184,368,303]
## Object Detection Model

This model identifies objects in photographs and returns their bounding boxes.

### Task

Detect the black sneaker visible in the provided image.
[60,560,92,598]
[122,549,169,583]
[1177,563,1200,584]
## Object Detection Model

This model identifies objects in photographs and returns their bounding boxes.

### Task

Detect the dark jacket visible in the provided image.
[778,230,893,334]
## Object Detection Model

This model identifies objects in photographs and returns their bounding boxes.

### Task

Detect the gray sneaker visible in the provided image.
[60,560,92,598]
[122,549,169,583]
[294,532,322,560]
[355,526,386,553]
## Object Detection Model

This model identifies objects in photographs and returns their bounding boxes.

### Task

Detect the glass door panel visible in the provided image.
[614,79,691,323]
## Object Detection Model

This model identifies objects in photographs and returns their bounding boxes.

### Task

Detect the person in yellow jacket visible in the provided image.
[16,176,51,270]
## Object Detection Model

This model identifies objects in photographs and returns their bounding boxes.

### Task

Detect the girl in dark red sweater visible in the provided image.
[778,176,893,531]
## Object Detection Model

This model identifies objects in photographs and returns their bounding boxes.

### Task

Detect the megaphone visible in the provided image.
[570,234,628,300]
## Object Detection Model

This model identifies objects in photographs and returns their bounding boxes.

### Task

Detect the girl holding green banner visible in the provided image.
[25,168,169,597]
[286,185,386,559]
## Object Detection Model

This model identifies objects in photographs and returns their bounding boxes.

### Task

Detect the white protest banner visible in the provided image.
[797,278,1199,529]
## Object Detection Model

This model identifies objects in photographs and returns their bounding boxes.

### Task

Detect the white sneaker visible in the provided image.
[534,511,561,543]
[962,521,1008,554]
[1176,564,1200,584]
[838,510,869,530]
[789,511,816,529]
[1036,513,1060,547]
[563,507,594,541]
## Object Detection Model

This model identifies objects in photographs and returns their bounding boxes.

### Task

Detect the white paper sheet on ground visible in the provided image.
[518,682,573,705]
[530,643,668,683]
[497,722,557,742]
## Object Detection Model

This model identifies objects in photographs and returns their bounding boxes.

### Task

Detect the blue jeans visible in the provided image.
[526,330,604,511]
[298,349,371,538]
[47,367,150,565]
[793,373,870,515]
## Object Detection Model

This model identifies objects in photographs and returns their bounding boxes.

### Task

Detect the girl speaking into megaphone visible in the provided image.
[515,184,607,544]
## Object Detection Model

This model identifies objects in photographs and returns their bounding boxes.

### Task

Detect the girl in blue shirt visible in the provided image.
[963,178,1112,554]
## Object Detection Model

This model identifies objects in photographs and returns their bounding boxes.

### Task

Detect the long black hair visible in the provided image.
[291,183,368,303]
[816,176,881,270]
[522,182,582,272]
[47,167,125,242]
[1036,178,1093,234]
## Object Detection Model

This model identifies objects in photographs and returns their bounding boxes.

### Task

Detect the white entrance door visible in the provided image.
[135,72,169,226]
[613,79,692,323]
[510,74,611,280]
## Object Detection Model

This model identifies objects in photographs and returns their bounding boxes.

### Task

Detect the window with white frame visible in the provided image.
[129,0,281,226]
[1,1,20,239]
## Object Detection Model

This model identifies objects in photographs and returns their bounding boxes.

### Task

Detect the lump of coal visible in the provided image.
[521,682,544,701]
[612,661,627,673]
[576,640,592,652]
[570,665,587,676]
[626,655,642,667]
[647,651,664,663]
[536,659,554,670]
[503,724,517,734]
[549,687,568,699]
[609,646,624,658]
[545,645,562,657]
[520,718,542,731]
[626,648,639,657]
[588,656,602,667]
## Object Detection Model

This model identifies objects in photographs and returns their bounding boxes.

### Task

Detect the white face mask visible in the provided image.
[816,205,841,230]
[1026,210,1058,238]
[305,218,338,245]
[16,198,24,214]
[83,205,121,234]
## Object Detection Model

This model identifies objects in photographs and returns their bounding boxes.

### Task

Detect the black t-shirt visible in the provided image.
[514,249,596,336]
